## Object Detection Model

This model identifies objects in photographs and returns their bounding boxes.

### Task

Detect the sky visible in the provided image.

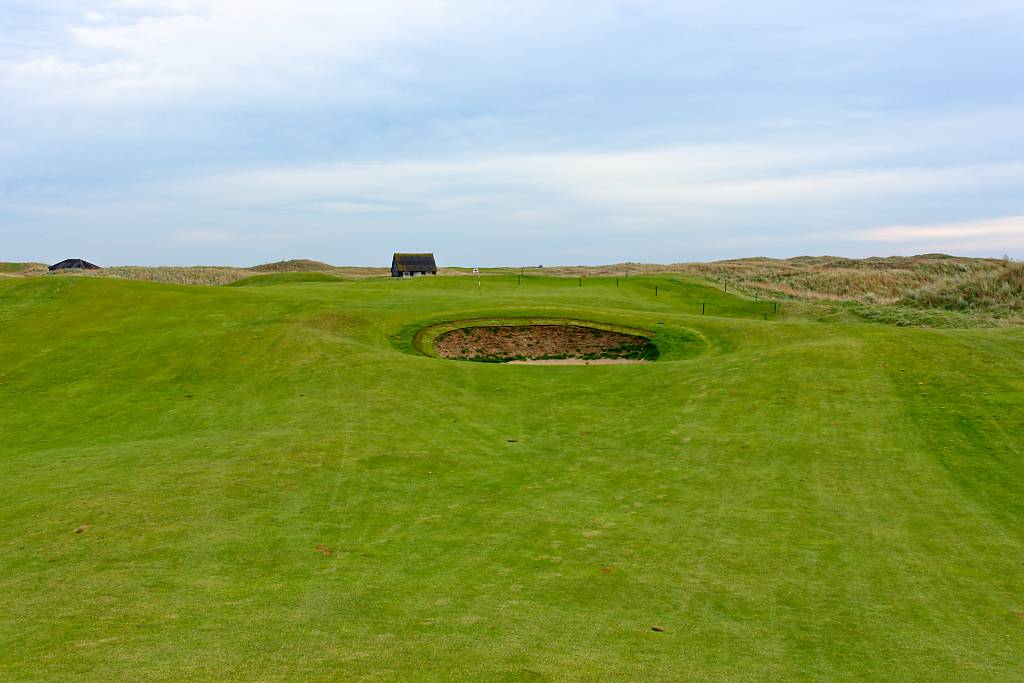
[2,1,1024,267]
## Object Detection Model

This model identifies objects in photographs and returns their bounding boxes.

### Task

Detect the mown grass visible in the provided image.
[229,272,348,287]
[1,273,1023,681]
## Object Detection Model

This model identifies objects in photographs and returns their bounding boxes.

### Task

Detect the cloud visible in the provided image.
[171,150,1024,217]
[857,216,1024,252]
[2,1,548,105]
[5,2,591,109]
[859,215,1024,241]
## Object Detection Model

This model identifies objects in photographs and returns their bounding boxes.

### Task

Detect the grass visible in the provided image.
[1,272,1023,680]
[0,262,46,276]
[15,255,1022,324]
[229,272,348,287]
[534,255,1022,323]
[901,262,1024,314]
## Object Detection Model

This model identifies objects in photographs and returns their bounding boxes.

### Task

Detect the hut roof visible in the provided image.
[391,253,437,272]
[49,259,101,271]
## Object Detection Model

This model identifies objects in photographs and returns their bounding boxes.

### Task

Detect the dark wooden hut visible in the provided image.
[49,259,100,271]
[391,253,437,277]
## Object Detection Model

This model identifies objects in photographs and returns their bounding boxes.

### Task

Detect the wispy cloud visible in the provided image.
[859,215,1024,241]
[173,152,1024,216]
[856,216,1024,255]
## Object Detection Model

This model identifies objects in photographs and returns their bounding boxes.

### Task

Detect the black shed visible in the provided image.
[391,253,437,277]
[49,259,101,271]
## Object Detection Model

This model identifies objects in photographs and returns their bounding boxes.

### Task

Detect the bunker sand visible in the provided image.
[507,358,649,365]
[434,323,655,362]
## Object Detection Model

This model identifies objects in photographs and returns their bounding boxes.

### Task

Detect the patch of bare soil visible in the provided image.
[508,358,648,365]
[435,324,656,362]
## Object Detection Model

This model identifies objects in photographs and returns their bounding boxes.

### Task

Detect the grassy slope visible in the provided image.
[0,262,46,276]
[1,274,1022,681]
[229,272,348,287]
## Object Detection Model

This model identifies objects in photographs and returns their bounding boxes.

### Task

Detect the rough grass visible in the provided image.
[37,265,252,285]
[0,262,47,276]
[901,262,1024,314]
[529,255,1020,324]
[25,263,387,285]
[538,255,1004,302]
[249,259,337,272]
[1,273,1023,680]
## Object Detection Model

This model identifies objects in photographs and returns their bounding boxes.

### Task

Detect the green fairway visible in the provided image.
[1,273,1022,680]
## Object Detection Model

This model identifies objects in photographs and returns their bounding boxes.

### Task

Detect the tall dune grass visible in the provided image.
[49,266,253,285]
[901,262,1024,313]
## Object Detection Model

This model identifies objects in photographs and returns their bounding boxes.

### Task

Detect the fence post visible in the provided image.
[579,276,582,287]
[616,277,619,287]
[655,286,658,296]
[702,302,705,315]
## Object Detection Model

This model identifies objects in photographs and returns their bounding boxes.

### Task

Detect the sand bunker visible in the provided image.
[508,358,648,365]
[434,324,656,363]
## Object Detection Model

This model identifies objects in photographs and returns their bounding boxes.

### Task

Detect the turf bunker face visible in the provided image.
[433,323,658,363]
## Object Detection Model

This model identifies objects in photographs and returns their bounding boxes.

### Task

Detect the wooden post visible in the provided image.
[773,302,778,314]
[579,276,582,287]
[616,277,619,287]
[702,302,705,315]
[655,286,658,296]
[724,282,728,292]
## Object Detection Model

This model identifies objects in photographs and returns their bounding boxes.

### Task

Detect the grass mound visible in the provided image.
[249,259,335,272]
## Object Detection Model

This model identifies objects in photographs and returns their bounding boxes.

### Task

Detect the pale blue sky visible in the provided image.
[2,1,1023,266]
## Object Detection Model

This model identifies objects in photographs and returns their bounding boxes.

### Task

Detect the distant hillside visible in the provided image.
[249,259,334,272]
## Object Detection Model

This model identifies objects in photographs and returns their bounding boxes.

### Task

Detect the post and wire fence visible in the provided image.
[477,267,782,320]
